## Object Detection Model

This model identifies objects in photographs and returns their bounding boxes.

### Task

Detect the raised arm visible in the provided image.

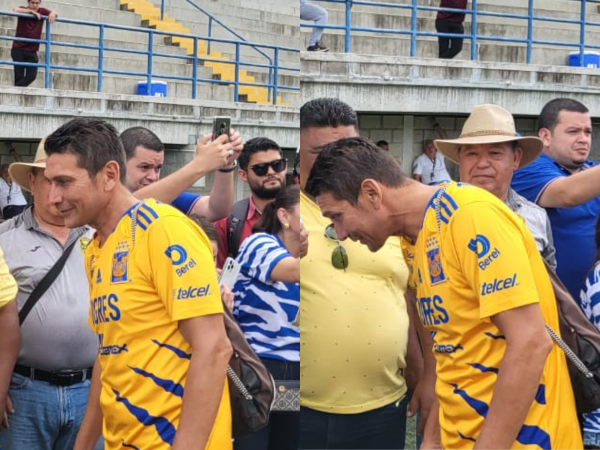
[537,164,600,208]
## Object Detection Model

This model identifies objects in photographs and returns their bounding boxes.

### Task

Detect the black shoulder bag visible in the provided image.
[19,240,77,325]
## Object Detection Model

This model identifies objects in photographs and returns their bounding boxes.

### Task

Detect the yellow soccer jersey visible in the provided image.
[85,199,231,450]
[404,182,580,449]
[0,244,17,308]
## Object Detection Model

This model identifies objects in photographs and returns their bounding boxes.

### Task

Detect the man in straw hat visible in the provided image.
[512,98,600,301]
[0,139,102,450]
[434,104,556,270]
[305,136,581,449]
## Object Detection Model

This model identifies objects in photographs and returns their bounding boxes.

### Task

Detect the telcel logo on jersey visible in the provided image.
[468,234,501,270]
[176,283,212,300]
[165,244,197,277]
[480,273,518,296]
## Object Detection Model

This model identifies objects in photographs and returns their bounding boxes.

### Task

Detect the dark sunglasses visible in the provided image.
[324,224,349,271]
[249,158,287,176]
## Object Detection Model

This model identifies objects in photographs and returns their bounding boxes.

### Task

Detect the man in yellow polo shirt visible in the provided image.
[0,245,18,429]
[300,98,420,449]
[306,136,582,449]
[43,118,232,450]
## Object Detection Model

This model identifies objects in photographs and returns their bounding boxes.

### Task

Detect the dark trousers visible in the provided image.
[2,205,26,220]
[435,19,464,59]
[300,396,408,449]
[11,48,39,87]
[234,358,300,450]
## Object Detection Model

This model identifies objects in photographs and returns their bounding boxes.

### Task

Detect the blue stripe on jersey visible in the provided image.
[451,383,489,418]
[458,431,476,442]
[137,209,154,228]
[129,366,184,397]
[122,441,140,450]
[112,389,176,445]
[516,425,551,450]
[136,221,147,231]
[441,191,458,210]
[439,199,455,219]
[141,203,159,219]
[151,339,191,360]
[581,263,600,432]
[484,332,506,340]
[467,363,499,374]
[535,384,546,405]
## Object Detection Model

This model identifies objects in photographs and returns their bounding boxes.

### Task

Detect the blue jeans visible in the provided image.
[234,358,300,450]
[585,430,600,449]
[0,372,103,450]
[300,397,408,449]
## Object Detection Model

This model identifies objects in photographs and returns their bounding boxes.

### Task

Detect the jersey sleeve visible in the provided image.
[400,237,417,291]
[140,215,223,322]
[171,192,201,216]
[446,201,542,319]
[511,157,558,204]
[236,233,290,284]
[0,245,17,309]
[412,156,424,176]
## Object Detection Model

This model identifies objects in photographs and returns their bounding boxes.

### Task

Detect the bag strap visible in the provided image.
[19,239,77,325]
[544,323,594,379]
[227,198,250,258]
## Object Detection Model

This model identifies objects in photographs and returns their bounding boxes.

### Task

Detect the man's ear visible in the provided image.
[238,169,248,183]
[538,128,551,147]
[102,161,120,191]
[360,179,383,209]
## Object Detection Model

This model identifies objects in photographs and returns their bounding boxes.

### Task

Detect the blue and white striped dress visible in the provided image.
[580,262,600,434]
[232,232,300,362]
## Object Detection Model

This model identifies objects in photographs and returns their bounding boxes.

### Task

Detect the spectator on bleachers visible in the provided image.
[120,126,242,220]
[231,184,303,450]
[376,140,390,151]
[412,139,452,185]
[213,137,287,268]
[435,104,557,270]
[44,118,232,450]
[300,0,329,52]
[0,164,27,219]
[0,140,101,450]
[512,98,600,300]
[12,0,57,86]
[436,0,467,59]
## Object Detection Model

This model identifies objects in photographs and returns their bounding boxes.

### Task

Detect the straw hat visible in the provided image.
[9,138,47,192]
[434,104,543,169]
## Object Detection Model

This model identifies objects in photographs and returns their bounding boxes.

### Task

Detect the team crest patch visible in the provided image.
[79,236,91,252]
[111,251,129,284]
[426,247,446,285]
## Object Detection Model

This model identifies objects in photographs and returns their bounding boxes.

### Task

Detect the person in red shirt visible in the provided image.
[436,0,467,59]
[214,138,287,268]
[11,0,57,86]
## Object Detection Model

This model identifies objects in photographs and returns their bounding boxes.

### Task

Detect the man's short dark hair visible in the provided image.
[120,126,164,160]
[376,140,389,147]
[238,137,282,171]
[300,98,359,130]
[538,98,589,132]
[305,137,407,205]
[45,118,127,184]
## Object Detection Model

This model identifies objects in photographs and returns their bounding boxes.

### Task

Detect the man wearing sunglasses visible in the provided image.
[300,98,421,449]
[214,137,287,268]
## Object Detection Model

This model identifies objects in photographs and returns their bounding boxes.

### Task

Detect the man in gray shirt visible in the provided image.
[0,140,101,450]
[435,104,557,270]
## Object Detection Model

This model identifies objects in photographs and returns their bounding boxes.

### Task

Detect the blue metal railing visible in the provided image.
[0,10,299,104]
[158,0,279,102]
[300,0,600,66]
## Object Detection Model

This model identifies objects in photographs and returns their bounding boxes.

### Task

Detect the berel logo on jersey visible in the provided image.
[480,274,518,296]
[165,245,188,266]
[175,284,212,300]
[468,234,501,270]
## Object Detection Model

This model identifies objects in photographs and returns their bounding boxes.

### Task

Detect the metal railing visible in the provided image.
[0,10,299,104]
[300,0,600,66]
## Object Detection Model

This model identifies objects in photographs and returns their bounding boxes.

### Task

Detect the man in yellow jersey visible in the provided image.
[0,246,18,429]
[43,118,233,450]
[300,98,423,449]
[306,136,582,449]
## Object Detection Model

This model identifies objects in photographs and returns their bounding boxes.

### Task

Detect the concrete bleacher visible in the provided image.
[0,0,299,105]
[302,0,600,66]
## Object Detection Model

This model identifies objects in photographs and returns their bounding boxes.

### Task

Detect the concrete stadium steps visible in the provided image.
[304,0,600,65]
[120,0,290,105]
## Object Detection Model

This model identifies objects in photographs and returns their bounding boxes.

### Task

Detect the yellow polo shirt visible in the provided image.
[300,190,409,413]
[0,245,16,308]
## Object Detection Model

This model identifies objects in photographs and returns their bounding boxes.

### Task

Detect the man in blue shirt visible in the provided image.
[512,98,600,300]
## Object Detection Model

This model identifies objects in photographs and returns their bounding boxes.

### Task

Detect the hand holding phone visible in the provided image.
[219,257,241,290]
[212,116,231,142]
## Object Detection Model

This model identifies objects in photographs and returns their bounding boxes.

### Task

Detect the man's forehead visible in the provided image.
[133,146,164,161]
[301,125,358,147]
[248,149,282,165]
[556,110,591,127]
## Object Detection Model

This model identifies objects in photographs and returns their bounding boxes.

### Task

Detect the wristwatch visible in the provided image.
[218,159,238,173]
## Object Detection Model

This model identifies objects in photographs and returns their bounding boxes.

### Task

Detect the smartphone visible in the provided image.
[219,257,241,289]
[212,116,231,142]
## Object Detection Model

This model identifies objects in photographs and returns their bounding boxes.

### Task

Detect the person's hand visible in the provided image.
[1,395,14,429]
[408,376,435,435]
[195,133,232,173]
[220,283,234,312]
[299,223,308,258]
[32,11,41,20]
[228,128,243,160]
[47,11,57,23]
